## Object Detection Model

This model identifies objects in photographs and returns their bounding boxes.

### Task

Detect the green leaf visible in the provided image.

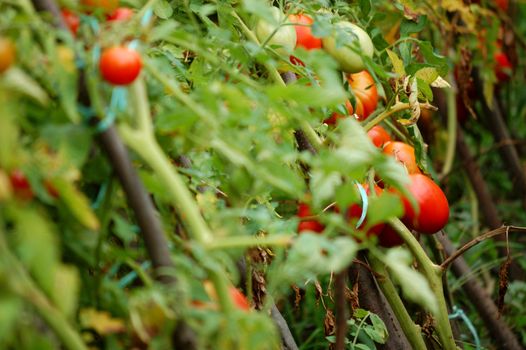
[310,170,342,208]
[266,84,346,107]
[0,292,22,343]
[414,67,438,84]
[385,248,438,313]
[55,179,100,231]
[366,192,404,228]
[154,0,174,19]
[386,49,405,76]
[1,67,50,105]
[51,265,79,318]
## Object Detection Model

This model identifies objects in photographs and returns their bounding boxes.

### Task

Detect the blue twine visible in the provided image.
[95,87,128,133]
[448,305,481,349]
[140,8,154,27]
[355,182,368,228]
[118,261,151,288]
[91,180,109,209]
[127,39,140,50]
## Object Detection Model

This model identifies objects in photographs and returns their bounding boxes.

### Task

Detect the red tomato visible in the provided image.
[401,174,449,234]
[494,51,512,82]
[81,0,119,12]
[347,70,378,120]
[324,100,361,125]
[107,7,134,21]
[0,37,16,73]
[495,0,509,11]
[288,14,322,50]
[377,224,404,247]
[346,184,385,239]
[229,287,251,311]
[99,46,142,85]
[297,202,324,233]
[383,142,421,174]
[367,125,391,148]
[61,9,80,35]
[9,169,33,200]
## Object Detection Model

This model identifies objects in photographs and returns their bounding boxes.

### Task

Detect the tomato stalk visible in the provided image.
[204,234,294,250]
[368,254,427,350]
[388,218,457,350]
[0,229,87,350]
[438,80,457,180]
[363,102,437,132]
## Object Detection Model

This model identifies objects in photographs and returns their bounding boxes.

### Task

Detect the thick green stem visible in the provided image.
[0,233,86,350]
[368,255,427,350]
[389,219,456,350]
[439,83,457,179]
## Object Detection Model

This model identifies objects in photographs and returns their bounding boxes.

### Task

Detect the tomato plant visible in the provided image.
[99,46,142,85]
[289,14,322,50]
[322,21,374,73]
[0,37,15,73]
[383,142,421,174]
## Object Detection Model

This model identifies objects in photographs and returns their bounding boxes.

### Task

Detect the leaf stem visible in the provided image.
[204,234,294,250]
[363,102,437,131]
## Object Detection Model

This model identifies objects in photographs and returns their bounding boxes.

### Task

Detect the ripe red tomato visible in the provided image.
[401,174,449,234]
[81,0,118,12]
[288,14,322,50]
[297,202,324,233]
[367,125,391,148]
[494,51,512,82]
[107,7,134,21]
[495,0,509,11]
[0,37,16,73]
[347,70,378,120]
[346,184,385,239]
[383,142,421,174]
[377,224,404,248]
[9,169,33,200]
[99,46,142,85]
[61,9,80,35]
[229,287,251,311]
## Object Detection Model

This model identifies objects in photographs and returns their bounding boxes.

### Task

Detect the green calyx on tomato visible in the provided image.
[99,46,142,85]
[322,21,374,73]
[255,7,297,56]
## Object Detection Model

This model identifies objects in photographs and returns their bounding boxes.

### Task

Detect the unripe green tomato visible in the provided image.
[322,21,374,73]
[255,7,297,56]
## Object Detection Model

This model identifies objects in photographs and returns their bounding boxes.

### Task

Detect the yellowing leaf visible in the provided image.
[80,309,126,335]
[415,67,439,84]
[430,76,451,88]
[386,49,405,76]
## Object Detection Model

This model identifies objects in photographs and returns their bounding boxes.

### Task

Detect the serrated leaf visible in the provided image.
[55,179,100,230]
[154,0,173,19]
[1,67,50,105]
[386,49,405,76]
[385,248,438,313]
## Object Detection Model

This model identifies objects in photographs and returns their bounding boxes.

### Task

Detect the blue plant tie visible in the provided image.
[91,180,109,209]
[355,182,368,228]
[140,8,154,27]
[448,305,481,349]
[81,14,100,34]
[128,39,139,50]
[95,87,127,133]
[78,104,97,122]
[118,261,151,289]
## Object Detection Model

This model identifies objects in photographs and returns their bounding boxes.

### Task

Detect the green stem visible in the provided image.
[0,232,87,350]
[204,234,293,250]
[389,219,456,350]
[439,83,457,179]
[368,254,427,350]
[363,102,437,131]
